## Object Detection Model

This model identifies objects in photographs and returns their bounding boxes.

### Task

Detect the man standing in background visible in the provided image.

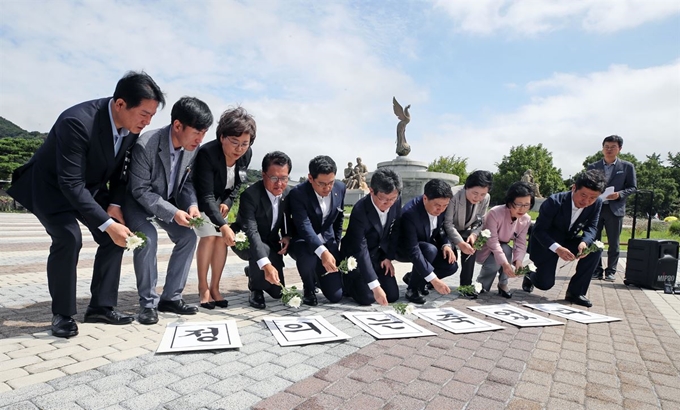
[587,135,637,282]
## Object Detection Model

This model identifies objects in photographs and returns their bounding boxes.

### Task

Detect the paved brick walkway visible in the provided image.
[0,212,679,409]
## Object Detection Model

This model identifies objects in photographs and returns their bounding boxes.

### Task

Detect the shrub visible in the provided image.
[669,221,680,236]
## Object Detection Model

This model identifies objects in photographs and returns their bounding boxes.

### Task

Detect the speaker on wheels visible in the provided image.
[624,239,679,290]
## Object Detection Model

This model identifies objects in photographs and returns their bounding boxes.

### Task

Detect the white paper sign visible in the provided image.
[524,303,621,324]
[599,186,615,200]
[264,316,350,346]
[413,308,505,334]
[157,320,242,353]
[342,311,436,339]
[468,304,564,327]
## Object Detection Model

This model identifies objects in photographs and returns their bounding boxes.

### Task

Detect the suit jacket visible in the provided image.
[341,194,401,284]
[124,125,197,223]
[8,98,136,227]
[398,195,451,277]
[289,180,346,252]
[231,180,291,261]
[193,139,252,228]
[529,191,602,264]
[443,185,489,244]
[475,205,531,266]
[587,158,637,216]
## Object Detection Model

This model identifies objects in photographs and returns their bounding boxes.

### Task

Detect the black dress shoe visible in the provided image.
[52,314,78,338]
[591,272,603,280]
[157,299,198,315]
[402,272,411,285]
[303,290,318,306]
[405,288,426,304]
[138,307,158,325]
[420,286,430,296]
[522,276,534,293]
[84,307,134,325]
[497,285,513,299]
[200,301,215,310]
[604,274,615,282]
[213,299,229,308]
[565,293,592,308]
[249,290,266,309]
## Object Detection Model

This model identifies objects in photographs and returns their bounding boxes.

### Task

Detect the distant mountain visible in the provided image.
[0,117,47,139]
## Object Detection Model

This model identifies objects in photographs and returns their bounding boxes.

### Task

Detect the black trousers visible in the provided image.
[456,248,476,286]
[594,204,623,275]
[290,240,343,303]
[530,238,602,297]
[34,209,124,316]
[232,242,284,299]
[344,257,400,306]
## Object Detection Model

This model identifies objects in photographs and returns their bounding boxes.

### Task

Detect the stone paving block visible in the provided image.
[69,346,119,362]
[61,357,111,375]
[439,379,477,402]
[0,383,55,407]
[168,359,216,377]
[252,392,305,410]
[205,350,246,365]
[24,357,77,374]
[0,368,29,382]
[76,386,138,410]
[244,375,291,399]
[325,343,359,358]
[238,350,277,367]
[1,355,43,371]
[120,387,180,410]
[7,369,66,389]
[97,357,148,375]
[37,345,88,360]
[655,384,680,403]
[303,352,340,369]
[463,395,506,410]
[32,385,98,409]
[452,366,488,385]
[586,383,624,405]
[204,360,251,379]
[3,401,42,410]
[209,390,264,410]
[132,357,182,377]
[466,356,496,372]
[284,375,329,397]
[162,389,222,410]
[278,363,319,383]
[402,379,441,401]
[103,347,149,362]
[383,365,420,384]
[623,398,663,410]
[7,344,56,359]
[514,382,550,403]
[505,397,544,410]
[339,392,385,409]
[270,351,309,368]
[383,393,428,410]
[295,392,344,410]
[587,369,620,388]
[242,362,285,381]
[206,374,256,396]
[128,371,182,394]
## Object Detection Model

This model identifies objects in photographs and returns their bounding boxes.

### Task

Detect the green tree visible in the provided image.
[491,144,566,205]
[635,153,679,218]
[0,137,44,180]
[428,155,468,181]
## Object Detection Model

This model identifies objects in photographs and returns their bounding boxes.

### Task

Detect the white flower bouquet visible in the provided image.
[457,282,482,298]
[125,232,147,251]
[515,262,537,276]
[391,302,415,315]
[234,231,250,251]
[338,256,357,274]
[577,240,605,257]
[473,229,491,250]
[280,285,302,308]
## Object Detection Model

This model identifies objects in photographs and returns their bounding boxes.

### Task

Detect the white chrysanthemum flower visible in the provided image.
[404,304,415,315]
[480,229,491,238]
[474,282,483,293]
[346,256,358,271]
[593,240,605,249]
[235,231,248,243]
[125,235,144,251]
[528,262,537,271]
[288,296,302,309]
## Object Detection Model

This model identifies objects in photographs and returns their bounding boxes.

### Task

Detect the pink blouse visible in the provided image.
[475,205,531,267]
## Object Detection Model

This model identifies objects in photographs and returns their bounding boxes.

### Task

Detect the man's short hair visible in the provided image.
[424,179,453,200]
[113,71,165,109]
[309,155,337,179]
[504,181,535,209]
[262,151,292,174]
[464,170,493,190]
[171,97,213,131]
[216,107,256,144]
[574,169,606,192]
[370,168,402,195]
[602,135,624,148]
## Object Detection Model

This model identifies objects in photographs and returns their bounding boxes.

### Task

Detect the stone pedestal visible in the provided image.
[532,197,546,212]
[344,189,367,206]
[370,156,460,204]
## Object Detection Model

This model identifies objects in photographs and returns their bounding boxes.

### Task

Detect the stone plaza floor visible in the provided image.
[0,212,679,409]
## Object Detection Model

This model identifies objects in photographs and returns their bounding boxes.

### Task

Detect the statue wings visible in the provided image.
[393,97,410,122]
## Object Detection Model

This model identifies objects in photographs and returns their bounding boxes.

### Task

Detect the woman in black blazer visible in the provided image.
[193,107,255,309]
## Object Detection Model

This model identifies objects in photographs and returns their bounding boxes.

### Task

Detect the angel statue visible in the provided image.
[393,97,411,156]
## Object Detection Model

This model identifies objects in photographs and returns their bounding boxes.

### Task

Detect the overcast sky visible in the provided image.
[1,0,678,179]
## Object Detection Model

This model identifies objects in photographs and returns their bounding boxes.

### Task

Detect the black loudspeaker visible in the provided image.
[624,239,679,290]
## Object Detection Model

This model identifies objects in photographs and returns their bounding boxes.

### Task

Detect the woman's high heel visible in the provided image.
[200,301,216,309]
[497,285,513,299]
[213,299,229,308]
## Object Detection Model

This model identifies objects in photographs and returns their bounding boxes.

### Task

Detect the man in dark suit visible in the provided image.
[341,168,402,306]
[124,97,213,324]
[524,170,606,307]
[289,155,346,306]
[397,179,457,304]
[7,72,165,338]
[587,135,637,282]
[231,151,292,309]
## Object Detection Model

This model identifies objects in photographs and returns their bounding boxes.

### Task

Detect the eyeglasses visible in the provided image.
[266,175,289,184]
[226,137,250,149]
[314,180,335,189]
[512,203,532,209]
[603,144,619,151]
